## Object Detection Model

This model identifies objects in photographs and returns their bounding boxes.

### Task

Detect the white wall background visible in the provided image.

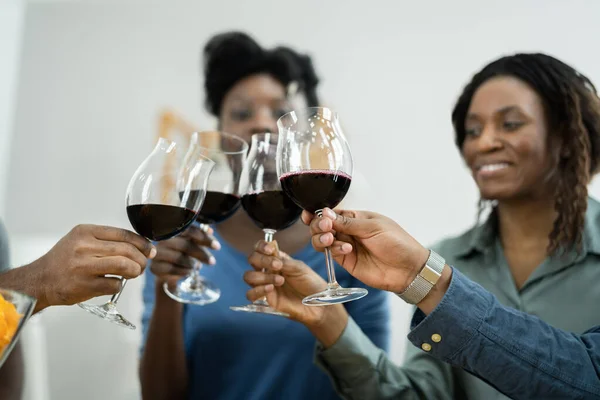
[4,0,600,398]
[0,0,25,216]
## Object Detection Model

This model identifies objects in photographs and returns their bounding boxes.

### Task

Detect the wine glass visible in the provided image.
[230,133,302,316]
[163,131,248,305]
[277,107,368,306]
[79,136,215,329]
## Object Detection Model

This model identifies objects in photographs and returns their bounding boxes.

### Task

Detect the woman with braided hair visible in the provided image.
[139,31,390,400]
[243,52,600,399]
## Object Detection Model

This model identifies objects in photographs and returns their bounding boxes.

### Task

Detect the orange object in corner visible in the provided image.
[0,294,21,354]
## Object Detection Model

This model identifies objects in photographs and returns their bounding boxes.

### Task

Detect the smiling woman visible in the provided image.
[392,53,600,400]
[453,54,600,255]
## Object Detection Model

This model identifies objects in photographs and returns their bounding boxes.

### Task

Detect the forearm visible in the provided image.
[310,298,451,400]
[306,304,349,348]
[408,267,600,399]
[0,343,24,400]
[0,262,48,313]
[315,317,453,400]
[140,284,188,400]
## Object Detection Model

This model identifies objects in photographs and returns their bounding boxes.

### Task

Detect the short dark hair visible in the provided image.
[202,31,320,116]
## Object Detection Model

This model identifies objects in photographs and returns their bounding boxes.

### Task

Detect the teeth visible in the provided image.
[480,163,508,172]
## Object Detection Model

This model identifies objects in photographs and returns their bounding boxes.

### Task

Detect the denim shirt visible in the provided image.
[409,268,600,399]
[316,269,600,399]
[315,197,600,399]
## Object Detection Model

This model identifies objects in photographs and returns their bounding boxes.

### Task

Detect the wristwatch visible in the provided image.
[397,250,446,304]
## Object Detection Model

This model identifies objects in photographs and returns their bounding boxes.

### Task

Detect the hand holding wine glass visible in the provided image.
[8,224,155,313]
[243,240,329,322]
[149,224,218,287]
[243,240,351,347]
[277,107,368,305]
[303,208,431,294]
[78,136,214,329]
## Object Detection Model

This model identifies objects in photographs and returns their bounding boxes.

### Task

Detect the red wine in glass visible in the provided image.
[241,190,301,231]
[279,170,352,213]
[177,190,241,226]
[126,204,197,241]
[195,191,241,225]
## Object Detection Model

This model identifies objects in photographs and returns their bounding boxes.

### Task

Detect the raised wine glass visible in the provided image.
[163,131,248,305]
[78,136,214,329]
[230,133,302,316]
[277,107,368,306]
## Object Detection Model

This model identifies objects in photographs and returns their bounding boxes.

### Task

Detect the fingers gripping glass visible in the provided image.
[276,107,368,306]
[79,136,214,329]
[163,131,248,305]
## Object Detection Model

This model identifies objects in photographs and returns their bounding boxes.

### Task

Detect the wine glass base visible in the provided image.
[163,277,221,306]
[78,302,136,330]
[302,287,368,306]
[230,300,289,317]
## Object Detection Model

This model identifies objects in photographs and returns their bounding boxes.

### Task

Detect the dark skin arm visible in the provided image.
[0,224,155,399]
[0,225,156,399]
[0,224,155,313]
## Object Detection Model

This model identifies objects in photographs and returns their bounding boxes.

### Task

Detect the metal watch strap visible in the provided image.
[397,250,446,305]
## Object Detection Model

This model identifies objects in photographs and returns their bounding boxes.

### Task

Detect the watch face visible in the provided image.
[421,264,442,286]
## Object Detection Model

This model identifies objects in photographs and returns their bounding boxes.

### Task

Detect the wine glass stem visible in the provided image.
[316,210,339,290]
[259,229,277,303]
[191,260,203,289]
[264,229,275,243]
[110,278,128,305]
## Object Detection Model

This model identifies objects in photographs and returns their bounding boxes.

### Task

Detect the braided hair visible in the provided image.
[452,53,600,255]
[202,31,320,117]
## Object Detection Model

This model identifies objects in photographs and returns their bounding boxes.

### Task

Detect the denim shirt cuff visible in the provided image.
[407,267,493,363]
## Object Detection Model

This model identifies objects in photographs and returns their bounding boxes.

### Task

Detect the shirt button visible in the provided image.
[421,343,432,352]
[431,334,442,343]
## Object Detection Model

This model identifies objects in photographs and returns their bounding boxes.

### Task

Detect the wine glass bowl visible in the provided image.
[163,131,248,306]
[277,107,368,306]
[79,137,214,329]
[230,133,302,316]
